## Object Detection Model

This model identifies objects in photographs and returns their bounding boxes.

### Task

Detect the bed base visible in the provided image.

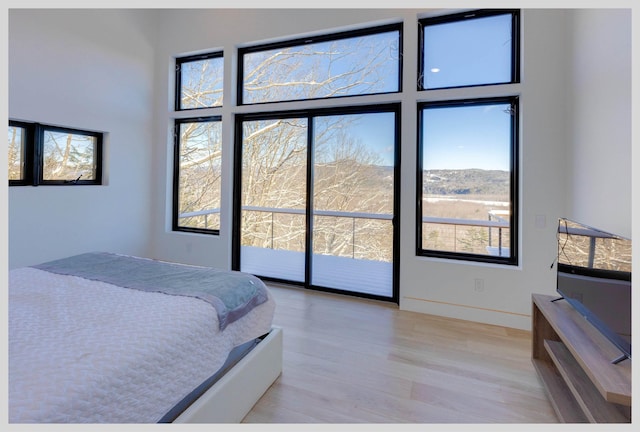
[173,326,283,423]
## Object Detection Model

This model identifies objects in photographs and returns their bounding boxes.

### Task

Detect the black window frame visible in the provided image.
[172,115,223,235]
[417,9,521,91]
[416,96,519,266]
[175,51,224,111]
[237,23,403,106]
[8,120,103,186]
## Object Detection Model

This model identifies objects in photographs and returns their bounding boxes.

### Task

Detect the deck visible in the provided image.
[240,246,393,298]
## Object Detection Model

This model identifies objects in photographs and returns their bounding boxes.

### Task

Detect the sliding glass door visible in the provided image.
[234,106,398,300]
[236,117,308,282]
[311,112,396,297]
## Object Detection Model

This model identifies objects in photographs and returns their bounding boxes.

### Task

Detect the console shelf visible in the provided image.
[531,294,631,423]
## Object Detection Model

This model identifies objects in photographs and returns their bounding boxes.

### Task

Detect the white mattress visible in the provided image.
[9,267,275,423]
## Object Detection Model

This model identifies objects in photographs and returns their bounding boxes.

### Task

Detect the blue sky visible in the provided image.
[422,103,511,171]
[344,112,396,167]
[423,13,512,89]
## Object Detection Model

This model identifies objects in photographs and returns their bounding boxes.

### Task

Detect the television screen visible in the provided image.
[556,218,631,363]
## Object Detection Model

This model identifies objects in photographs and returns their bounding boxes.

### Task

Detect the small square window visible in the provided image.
[41,127,101,184]
[419,10,519,90]
[176,53,224,110]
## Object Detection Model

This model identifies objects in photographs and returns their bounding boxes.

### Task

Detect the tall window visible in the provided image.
[173,117,222,234]
[417,10,520,265]
[8,120,103,186]
[418,98,518,263]
[173,51,224,234]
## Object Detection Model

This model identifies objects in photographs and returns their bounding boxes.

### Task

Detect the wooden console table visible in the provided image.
[531,294,631,423]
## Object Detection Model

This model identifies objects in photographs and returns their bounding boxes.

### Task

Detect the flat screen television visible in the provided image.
[555,218,632,364]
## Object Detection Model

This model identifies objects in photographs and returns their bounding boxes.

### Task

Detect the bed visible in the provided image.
[8,252,283,423]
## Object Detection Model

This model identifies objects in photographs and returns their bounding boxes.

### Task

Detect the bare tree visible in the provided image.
[180,58,223,109]
[176,121,222,230]
[42,132,95,181]
[240,118,308,250]
[243,34,399,103]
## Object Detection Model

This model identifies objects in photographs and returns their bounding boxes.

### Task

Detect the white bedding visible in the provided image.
[9,267,275,423]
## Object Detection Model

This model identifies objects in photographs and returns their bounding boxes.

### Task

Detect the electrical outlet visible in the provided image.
[474,278,485,293]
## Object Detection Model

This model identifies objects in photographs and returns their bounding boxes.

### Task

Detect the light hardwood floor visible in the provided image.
[242,283,559,423]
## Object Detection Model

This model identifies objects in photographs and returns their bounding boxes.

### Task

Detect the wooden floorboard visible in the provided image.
[242,283,559,423]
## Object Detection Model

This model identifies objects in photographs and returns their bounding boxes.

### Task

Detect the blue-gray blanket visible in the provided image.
[32,252,269,331]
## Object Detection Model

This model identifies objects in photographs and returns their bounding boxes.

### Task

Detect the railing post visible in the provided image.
[271,212,274,249]
[488,214,492,248]
[454,225,457,252]
[352,218,356,259]
[588,236,596,268]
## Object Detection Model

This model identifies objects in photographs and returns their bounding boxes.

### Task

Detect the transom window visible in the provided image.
[175,52,224,110]
[418,9,520,90]
[238,24,402,105]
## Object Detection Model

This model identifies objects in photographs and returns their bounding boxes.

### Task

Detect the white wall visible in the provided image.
[8,9,158,268]
[565,9,632,238]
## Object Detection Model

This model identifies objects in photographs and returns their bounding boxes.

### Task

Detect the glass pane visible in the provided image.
[421,102,512,257]
[177,120,222,231]
[8,125,25,181]
[422,13,513,89]
[179,56,224,109]
[42,130,96,181]
[240,118,308,282]
[312,112,395,296]
[242,30,400,104]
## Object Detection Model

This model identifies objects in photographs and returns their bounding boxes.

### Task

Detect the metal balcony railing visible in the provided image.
[241,206,392,260]
[179,206,511,258]
[422,213,510,257]
[178,208,221,229]
[558,222,630,270]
